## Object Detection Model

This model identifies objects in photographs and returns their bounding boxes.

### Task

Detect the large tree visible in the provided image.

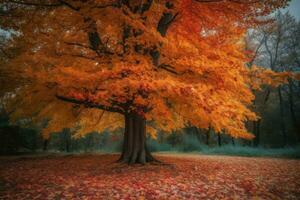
[0,0,293,163]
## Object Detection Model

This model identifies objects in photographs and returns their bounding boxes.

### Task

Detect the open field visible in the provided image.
[0,154,299,199]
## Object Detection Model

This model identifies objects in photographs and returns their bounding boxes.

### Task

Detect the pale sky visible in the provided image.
[285,0,300,20]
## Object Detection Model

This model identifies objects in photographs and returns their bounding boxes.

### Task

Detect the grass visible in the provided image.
[199,145,300,159]
[147,134,300,159]
[154,146,300,159]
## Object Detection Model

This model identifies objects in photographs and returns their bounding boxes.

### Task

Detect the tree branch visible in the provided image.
[8,0,62,7]
[56,95,125,114]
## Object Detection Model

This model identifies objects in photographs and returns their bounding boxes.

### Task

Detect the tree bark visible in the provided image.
[118,113,156,164]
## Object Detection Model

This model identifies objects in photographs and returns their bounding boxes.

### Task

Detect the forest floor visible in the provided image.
[0,153,299,200]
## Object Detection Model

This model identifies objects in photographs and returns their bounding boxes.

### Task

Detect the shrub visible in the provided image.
[179,134,203,152]
[147,139,173,152]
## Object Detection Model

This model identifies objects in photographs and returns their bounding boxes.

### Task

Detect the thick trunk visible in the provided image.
[118,113,156,164]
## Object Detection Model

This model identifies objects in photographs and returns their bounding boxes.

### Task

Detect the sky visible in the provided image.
[285,0,300,20]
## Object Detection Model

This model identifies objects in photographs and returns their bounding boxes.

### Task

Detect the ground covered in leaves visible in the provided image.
[0,154,299,199]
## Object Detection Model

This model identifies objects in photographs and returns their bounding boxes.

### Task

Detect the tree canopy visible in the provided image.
[0,0,294,141]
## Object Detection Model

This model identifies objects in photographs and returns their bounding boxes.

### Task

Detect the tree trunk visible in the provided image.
[231,137,235,146]
[288,80,300,143]
[217,133,221,147]
[256,119,261,146]
[253,119,261,147]
[118,113,156,164]
[43,139,49,151]
[278,86,287,146]
[206,127,211,146]
[66,140,70,152]
[252,121,256,146]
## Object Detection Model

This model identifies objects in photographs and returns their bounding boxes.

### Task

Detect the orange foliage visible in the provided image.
[0,0,290,139]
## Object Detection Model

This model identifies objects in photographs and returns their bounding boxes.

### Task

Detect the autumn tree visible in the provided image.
[247,11,300,146]
[0,0,293,163]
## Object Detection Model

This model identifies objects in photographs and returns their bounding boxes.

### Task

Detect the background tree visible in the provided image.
[246,11,300,147]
